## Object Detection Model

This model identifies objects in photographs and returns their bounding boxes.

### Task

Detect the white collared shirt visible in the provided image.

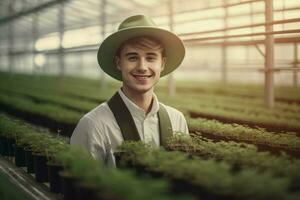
[70,89,189,166]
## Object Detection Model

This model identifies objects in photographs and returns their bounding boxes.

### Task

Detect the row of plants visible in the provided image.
[158,91,300,118]
[158,92,300,120]
[166,133,300,189]
[1,89,298,157]
[4,72,300,116]
[0,72,109,90]
[1,109,299,200]
[1,73,299,143]
[0,72,118,102]
[182,103,300,134]
[0,85,100,113]
[2,74,300,138]
[159,80,300,104]
[0,92,79,136]
[2,73,300,135]
[0,113,70,192]
[0,113,191,200]
[0,92,81,124]
[187,117,300,156]
[3,72,299,104]
[0,73,300,99]
[4,79,299,125]
[3,82,299,139]
[115,141,299,200]
[2,72,300,115]
[189,91,300,114]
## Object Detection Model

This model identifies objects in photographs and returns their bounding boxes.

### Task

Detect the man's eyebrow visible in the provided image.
[124,52,159,57]
[146,52,158,56]
[124,52,138,57]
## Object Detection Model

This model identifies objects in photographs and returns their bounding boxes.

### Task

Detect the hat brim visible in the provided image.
[97,26,185,81]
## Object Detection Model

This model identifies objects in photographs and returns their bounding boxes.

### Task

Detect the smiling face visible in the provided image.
[115,37,166,96]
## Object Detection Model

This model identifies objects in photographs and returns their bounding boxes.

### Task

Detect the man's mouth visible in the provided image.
[132,74,152,80]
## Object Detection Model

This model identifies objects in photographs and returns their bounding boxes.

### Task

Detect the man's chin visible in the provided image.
[135,87,152,94]
[130,84,154,94]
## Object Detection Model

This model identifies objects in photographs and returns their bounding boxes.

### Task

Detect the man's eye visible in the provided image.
[147,57,156,61]
[128,57,138,61]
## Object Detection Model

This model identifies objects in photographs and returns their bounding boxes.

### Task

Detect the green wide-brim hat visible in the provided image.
[97,15,185,81]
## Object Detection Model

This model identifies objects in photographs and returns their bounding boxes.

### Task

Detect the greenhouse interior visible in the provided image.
[0,0,300,200]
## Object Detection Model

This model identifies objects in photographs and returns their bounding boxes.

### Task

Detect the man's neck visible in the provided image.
[121,87,154,114]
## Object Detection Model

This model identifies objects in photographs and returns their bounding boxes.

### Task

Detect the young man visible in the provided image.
[70,15,189,166]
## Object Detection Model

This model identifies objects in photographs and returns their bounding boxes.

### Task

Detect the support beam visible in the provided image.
[168,0,176,97]
[264,0,274,108]
[254,44,265,58]
[58,2,65,77]
[293,43,299,87]
[100,0,107,89]
[0,0,68,25]
[183,29,300,43]
[32,13,39,75]
[246,0,254,64]
[8,0,15,75]
[185,36,300,46]
[221,0,228,83]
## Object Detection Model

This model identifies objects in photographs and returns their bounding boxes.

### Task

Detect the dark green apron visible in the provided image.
[107,92,172,147]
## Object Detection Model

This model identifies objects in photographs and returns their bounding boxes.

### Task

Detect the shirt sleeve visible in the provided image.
[70,116,107,163]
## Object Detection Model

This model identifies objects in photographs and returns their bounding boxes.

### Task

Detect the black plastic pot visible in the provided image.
[48,162,64,193]
[74,181,99,200]
[169,177,202,199]
[113,151,134,169]
[169,177,236,200]
[60,171,77,200]
[14,144,26,167]
[113,151,124,168]
[24,148,34,173]
[33,152,49,182]
[0,136,7,156]
[6,137,16,157]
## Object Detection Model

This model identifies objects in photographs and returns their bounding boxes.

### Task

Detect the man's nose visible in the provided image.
[137,58,148,72]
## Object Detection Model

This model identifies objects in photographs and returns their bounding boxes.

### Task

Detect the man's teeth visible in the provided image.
[134,75,151,77]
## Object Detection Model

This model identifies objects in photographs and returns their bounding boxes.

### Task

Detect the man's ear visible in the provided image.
[115,56,121,71]
[161,57,166,71]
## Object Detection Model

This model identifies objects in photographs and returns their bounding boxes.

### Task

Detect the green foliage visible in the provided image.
[167,133,300,189]
[0,93,81,124]
[55,147,192,200]
[1,73,300,200]
[0,113,69,160]
[117,141,298,200]
[187,117,300,149]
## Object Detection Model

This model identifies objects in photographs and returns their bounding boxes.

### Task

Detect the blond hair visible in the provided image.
[116,36,165,57]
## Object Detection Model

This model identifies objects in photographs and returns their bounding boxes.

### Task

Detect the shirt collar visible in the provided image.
[118,88,159,118]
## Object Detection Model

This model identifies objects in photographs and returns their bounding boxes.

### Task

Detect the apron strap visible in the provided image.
[158,103,173,147]
[108,92,140,141]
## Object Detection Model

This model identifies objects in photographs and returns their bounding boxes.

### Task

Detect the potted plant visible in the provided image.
[29,133,53,182]
[13,130,37,167]
[55,147,87,200]
[46,137,69,193]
